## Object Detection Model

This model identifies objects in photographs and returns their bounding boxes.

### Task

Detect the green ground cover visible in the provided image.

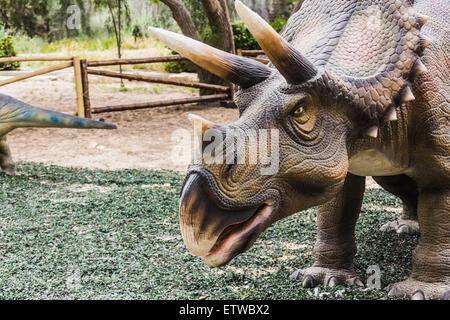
[0,163,417,300]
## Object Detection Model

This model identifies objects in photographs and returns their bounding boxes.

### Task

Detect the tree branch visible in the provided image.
[160,0,201,41]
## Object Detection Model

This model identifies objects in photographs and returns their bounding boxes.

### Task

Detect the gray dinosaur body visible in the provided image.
[150,0,449,300]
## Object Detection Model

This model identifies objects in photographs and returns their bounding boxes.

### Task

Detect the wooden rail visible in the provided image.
[0,61,73,87]
[87,68,230,93]
[237,49,269,64]
[0,56,84,117]
[91,94,230,114]
[239,50,265,56]
[87,55,186,67]
[80,54,236,117]
[0,56,74,63]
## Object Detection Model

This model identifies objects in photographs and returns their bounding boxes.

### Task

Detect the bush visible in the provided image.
[163,18,288,73]
[232,22,259,50]
[270,17,288,33]
[0,36,20,70]
[132,25,144,41]
[232,18,287,51]
[164,51,197,73]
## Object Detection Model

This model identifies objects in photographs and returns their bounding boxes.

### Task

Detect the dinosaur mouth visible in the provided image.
[201,202,274,266]
[179,173,276,267]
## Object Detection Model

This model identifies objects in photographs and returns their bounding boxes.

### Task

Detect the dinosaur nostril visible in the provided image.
[224,164,234,177]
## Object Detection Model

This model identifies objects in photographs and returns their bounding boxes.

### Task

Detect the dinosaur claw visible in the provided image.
[387,285,403,297]
[302,275,315,288]
[411,290,426,300]
[326,276,339,288]
[354,278,365,287]
[396,224,409,234]
[289,270,301,280]
[443,291,450,300]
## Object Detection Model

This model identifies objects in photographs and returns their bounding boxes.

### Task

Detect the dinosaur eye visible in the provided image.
[293,105,306,117]
[291,103,310,124]
[289,99,316,135]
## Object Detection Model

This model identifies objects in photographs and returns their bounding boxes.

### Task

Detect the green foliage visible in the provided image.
[0,0,90,41]
[183,0,209,34]
[132,25,143,41]
[0,162,413,300]
[270,17,288,33]
[0,36,20,70]
[0,0,50,38]
[164,51,197,73]
[233,18,287,51]
[232,22,259,50]
[92,0,131,35]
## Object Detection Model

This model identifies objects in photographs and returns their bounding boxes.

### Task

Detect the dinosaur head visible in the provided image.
[0,94,117,135]
[150,0,429,266]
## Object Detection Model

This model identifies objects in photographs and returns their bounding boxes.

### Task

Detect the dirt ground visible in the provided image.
[0,67,379,188]
[0,68,239,172]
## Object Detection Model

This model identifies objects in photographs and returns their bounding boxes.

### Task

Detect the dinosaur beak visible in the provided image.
[148,26,272,88]
[0,94,117,135]
[235,0,317,84]
[179,173,275,267]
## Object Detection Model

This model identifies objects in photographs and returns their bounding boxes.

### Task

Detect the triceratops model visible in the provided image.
[149,0,449,299]
[0,94,117,175]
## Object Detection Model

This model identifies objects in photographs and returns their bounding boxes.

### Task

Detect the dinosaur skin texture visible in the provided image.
[0,94,117,175]
[153,0,449,299]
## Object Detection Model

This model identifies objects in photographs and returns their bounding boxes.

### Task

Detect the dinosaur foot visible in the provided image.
[386,278,450,300]
[290,266,364,288]
[1,167,16,176]
[380,217,419,235]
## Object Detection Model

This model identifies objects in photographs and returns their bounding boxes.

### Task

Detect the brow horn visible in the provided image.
[235,0,317,84]
[148,27,272,89]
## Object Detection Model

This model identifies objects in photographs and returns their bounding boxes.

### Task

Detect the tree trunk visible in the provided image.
[160,0,201,41]
[159,0,235,95]
[267,0,291,21]
[292,0,304,14]
[199,0,235,94]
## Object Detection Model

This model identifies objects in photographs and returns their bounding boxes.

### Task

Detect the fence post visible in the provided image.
[80,59,92,118]
[73,57,85,117]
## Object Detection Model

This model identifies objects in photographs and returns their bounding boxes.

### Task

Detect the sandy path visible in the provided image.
[0,68,239,172]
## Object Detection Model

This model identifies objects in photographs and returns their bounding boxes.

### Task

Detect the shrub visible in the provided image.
[132,25,144,41]
[232,22,259,50]
[270,17,288,33]
[0,36,20,70]
[164,50,197,73]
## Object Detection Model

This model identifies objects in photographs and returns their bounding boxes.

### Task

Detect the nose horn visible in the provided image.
[188,113,216,135]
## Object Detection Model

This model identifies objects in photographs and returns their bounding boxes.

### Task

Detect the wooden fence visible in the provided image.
[0,50,267,118]
[0,56,84,117]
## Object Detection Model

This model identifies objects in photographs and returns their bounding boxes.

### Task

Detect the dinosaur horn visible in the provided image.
[148,27,271,89]
[0,94,116,135]
[235,0,317,84]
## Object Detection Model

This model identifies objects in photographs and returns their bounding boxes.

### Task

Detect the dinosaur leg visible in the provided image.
[387,189,450,300]
[290,173,365,288]
[0,136,16,176]
[374,175,419,235]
